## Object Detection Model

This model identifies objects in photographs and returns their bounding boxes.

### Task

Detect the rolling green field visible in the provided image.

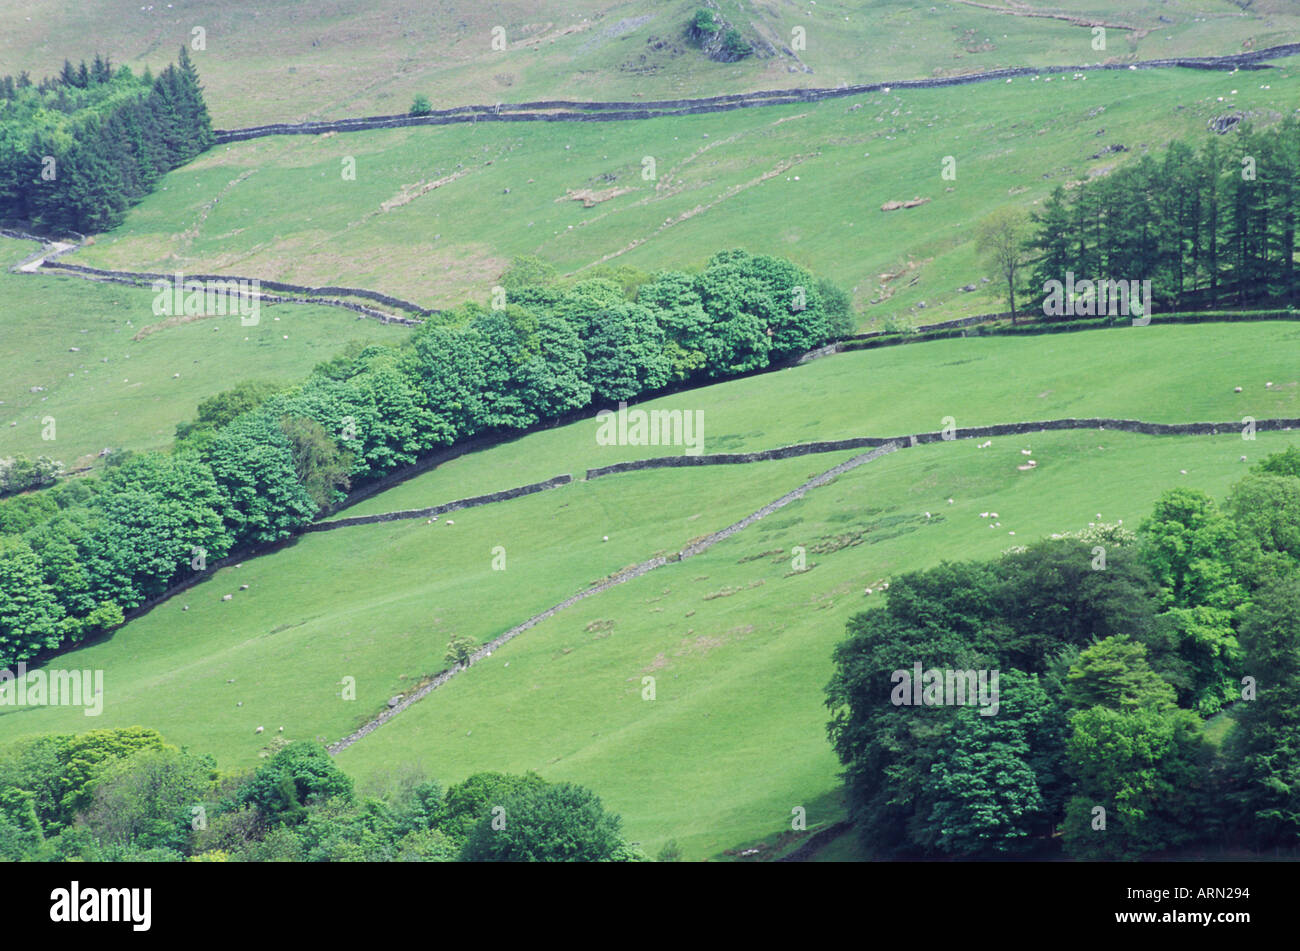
[3,0,1292,128]
[0,238,407,468]
[2,322,1296,858]
[339,320,1300,517]
[5,0,1300,864]
[71,65,1300,319]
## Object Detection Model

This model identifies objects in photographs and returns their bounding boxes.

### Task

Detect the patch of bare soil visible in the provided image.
[881,196,930,211]
[380,170,469,212]
[557,186,636,208]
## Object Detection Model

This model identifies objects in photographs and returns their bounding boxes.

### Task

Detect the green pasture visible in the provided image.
[3,0,1290,128]
[340,320,1300,518]
[73,65,1300,320]
[0,237,406,467]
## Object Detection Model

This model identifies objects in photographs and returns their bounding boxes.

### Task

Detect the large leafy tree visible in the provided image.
[924,670,1058,855]
[1226,472,1300,590]
[0,536,66,664]
[637,270,710,380]
[1225,572,1300,847]
[204,413,319,544]
[405,320,488,441]
[562,279,670,403]
[1060,636,1207,860]
[460,782,629,862]
[237,741,354,827]
[1140,487,1244,710]
[85,746,216,851]
[440,771,549,840]
[83,450,232,607]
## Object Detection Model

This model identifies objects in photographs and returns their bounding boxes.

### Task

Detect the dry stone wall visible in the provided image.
[215,44,1300,144]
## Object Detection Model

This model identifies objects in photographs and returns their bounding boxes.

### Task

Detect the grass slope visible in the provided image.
[335,426,1300,859]
[71,66,1300,319]
[340,320,1300,517]
[0,324,1295,857]
[0,238,407,468]
[0,455,858,763]
[3,1,1293,127]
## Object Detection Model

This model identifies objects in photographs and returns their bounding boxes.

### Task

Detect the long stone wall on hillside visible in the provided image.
[584,417,1300,480]
[326,442,900,754]
[306,474,572,531]
[323,408,1300,749]
[776,820,855,862]
[38,260,430,319]
[214,44,1300,144]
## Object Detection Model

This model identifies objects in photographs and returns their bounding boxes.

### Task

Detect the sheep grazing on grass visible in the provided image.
[1234,386,1243,393]
[255,726,263,734]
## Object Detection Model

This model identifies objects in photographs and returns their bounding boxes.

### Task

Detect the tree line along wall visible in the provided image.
[306,475,573,531]
[0,249,847,667]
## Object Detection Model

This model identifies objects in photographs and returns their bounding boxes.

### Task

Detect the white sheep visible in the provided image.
[255,726,264,734]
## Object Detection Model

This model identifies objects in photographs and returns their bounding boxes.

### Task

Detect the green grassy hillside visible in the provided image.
[2,322,1295,857]
[3,1,1293,127]
[340,320,1300,516]
[0,238,406,468]
[71,66,1300,319]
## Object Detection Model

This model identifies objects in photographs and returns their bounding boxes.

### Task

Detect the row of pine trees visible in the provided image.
[0,48,214,233]
[1030,118,1300,313]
